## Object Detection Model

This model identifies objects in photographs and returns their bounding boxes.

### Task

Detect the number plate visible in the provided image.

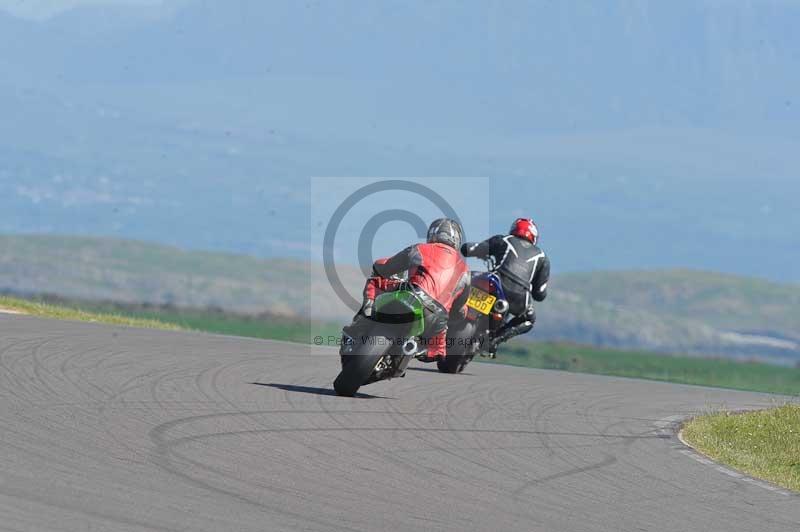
[466,287,497,315]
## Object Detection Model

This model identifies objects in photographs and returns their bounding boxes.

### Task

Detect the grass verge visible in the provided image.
[0,294,340,343]
[0,295,183,332]
[68,302,342,343]
[681,405,800,492]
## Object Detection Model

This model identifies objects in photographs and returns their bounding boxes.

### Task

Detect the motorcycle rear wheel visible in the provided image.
[334,337,390,397]
[436,355,466,374]
[438,320,477,374]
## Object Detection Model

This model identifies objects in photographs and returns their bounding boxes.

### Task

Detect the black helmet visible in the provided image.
[427,218,463,250]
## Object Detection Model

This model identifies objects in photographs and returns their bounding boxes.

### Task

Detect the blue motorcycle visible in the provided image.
[438,268,510,373]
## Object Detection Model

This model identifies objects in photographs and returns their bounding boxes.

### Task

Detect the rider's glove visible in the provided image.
[362,299,375,318]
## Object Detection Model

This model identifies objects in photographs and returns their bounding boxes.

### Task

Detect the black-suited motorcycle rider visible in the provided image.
[461,218,550,356]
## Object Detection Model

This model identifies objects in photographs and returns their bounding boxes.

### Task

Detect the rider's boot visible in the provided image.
[484,320,533,356]
[416,330,447,363]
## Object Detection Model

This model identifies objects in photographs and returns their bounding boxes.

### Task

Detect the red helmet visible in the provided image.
[510,218,539,244]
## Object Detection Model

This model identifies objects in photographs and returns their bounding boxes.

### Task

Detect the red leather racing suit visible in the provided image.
[365,242,470,359]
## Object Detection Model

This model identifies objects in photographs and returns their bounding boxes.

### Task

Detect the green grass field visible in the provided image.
[490,342,800,396]
[682,405,800,492]
[3,293,799,396]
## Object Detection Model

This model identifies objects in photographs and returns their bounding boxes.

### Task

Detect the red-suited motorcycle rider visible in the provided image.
[461,218,550,356]
[342,218,470,362]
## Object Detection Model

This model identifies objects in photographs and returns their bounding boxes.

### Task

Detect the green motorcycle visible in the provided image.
[334,288,428,397]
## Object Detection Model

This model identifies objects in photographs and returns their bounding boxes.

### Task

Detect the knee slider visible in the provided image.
[517,320,534,335]
[524,308,536,323]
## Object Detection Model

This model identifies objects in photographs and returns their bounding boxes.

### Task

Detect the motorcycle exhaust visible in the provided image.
[493,299,510,314]
[402,338,419,357]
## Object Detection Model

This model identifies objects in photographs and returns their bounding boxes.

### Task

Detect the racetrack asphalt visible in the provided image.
[1,314,797,531]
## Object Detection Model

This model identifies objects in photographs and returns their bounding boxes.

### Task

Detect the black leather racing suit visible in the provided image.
[461,235,550,348]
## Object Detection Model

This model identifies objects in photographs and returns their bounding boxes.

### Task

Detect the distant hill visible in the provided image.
[0,233,358,317]
[542,271,800,361]
[1,234,798,362]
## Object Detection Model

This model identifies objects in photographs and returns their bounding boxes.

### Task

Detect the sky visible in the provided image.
[0,0,798,281]
[0,0,170,19]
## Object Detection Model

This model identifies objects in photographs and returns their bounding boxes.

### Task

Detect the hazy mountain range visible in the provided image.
[1,1,799,280]
[2,234,799,364]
